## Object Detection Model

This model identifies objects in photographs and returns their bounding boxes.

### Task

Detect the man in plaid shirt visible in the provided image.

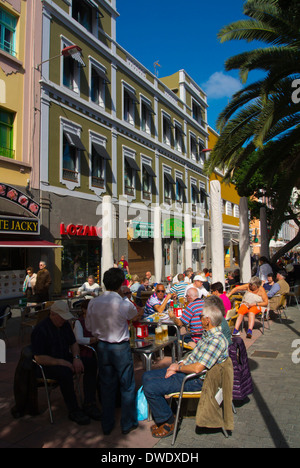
[143,296,229,439]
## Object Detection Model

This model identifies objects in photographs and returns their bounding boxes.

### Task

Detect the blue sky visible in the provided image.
[116,0,263,130]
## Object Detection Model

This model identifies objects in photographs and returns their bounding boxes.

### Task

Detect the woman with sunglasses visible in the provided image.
[143,284,172,318]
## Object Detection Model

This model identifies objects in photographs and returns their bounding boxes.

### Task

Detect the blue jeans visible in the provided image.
[142,368,203,424]
[97,340,137,433]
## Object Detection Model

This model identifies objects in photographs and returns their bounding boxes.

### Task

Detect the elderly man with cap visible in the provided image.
[31,300,99,425]
[185,273,210,299]
[268,269,290,312]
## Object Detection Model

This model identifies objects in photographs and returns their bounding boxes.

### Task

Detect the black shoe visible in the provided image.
[122,424,138,435]
[84,405,102,421]
[69,410,90,425]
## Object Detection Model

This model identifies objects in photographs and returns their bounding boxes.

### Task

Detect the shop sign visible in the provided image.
[60,223,102,237]
[163,218,184,238]
[0,183,40,217]
[131,221,154,239]
[0,216,40,235]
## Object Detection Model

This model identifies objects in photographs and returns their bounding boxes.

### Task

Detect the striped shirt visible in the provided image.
[143,293,165,317]
[170,281,188,298]
[183,326,229,378]
[180,298,204,343]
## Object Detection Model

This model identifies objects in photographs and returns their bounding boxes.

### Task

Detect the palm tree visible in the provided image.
[206,0,300,254]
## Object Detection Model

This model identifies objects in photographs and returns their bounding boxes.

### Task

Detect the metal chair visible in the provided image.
[32,359,83,424]
[225,308,238,333]
[166,369,235,446]
[256,303,271,334]
[286,284,300,309]
[275,294,288,323]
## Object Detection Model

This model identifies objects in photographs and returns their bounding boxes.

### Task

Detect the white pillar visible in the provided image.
[184,209,193,271]
[239,197,252,283]
[210,180,225,286]
[101,195,114,285]
[154,205,162,283]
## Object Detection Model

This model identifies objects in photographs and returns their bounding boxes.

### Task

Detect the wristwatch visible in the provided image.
[73,354,81,360]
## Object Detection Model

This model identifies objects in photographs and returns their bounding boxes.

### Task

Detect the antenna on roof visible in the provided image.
[154,60,161,77]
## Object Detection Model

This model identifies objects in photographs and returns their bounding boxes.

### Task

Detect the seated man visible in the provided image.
[211,281,232,315]
[169,273,188,299]
[135,277,150,307]
[169,287,204,348]
[185,275,209,299]
[143,284,172,318]
[77,275,100,297]
[142,296,229,439]
[268,269,290,311]
[31,301,91,425]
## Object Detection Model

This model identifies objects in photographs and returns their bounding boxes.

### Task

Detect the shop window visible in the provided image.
[0,8,17,57]
[0,108,15,159]
[61,239,101,288]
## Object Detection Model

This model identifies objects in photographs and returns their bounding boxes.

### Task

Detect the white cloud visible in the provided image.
[202,71,242,100]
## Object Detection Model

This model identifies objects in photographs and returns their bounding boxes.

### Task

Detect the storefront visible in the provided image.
[60,222,102,289]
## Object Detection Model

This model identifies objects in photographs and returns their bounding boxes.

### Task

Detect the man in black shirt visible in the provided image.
[31,301,91,425]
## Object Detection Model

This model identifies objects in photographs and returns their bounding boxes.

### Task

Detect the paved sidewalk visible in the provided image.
[0,305,299,448]
[156,304,300,449]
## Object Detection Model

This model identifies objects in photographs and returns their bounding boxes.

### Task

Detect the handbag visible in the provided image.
[136,386,148,421]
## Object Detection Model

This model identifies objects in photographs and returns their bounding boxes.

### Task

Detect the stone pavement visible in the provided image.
[0,304,299,449]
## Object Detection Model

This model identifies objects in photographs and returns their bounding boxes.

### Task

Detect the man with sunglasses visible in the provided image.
[143,284,172,318]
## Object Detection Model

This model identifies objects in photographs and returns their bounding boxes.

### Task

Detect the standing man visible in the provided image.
[85,267,142,435]
[34,260,52,302]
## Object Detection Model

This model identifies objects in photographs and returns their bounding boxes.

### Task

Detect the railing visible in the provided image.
[92,176,105,188]
[63,168,78,182]
[0,146,15,159]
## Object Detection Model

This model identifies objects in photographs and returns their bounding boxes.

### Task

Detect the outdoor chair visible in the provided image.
[166,358,235,446]
[19,306,50,342]
[286,284,300,310]
[274,294,288,323]
[225,308,238,333]
[256,303,271,334]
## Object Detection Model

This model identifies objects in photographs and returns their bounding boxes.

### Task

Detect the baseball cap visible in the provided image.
[50,301,73,320]
[194,274,206,282]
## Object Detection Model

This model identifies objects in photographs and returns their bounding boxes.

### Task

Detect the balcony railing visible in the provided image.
[63,168,78,182]
[92,176,105,188]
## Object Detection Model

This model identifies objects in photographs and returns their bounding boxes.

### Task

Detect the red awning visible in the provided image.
[0,240,63,248]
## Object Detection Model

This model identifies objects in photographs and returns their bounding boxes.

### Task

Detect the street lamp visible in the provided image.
[35,45,85,71]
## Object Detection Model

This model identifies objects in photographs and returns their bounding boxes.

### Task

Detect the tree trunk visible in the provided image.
[270,227,300,266]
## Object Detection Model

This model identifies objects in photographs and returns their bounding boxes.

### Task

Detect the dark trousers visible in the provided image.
[97,340,137,433]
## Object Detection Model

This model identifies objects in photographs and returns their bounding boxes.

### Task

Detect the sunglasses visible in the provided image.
[156,289,165,293]
[124,291,131,295]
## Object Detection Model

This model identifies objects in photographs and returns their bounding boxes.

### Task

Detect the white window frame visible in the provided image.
[192,98,203,126]
[60,118,82,190]
[174,121,184,153]
[233,204,239,218]
[60,36,80,95]
[225,201,233,216]
[190,132,198,161]
[162,112,173,146]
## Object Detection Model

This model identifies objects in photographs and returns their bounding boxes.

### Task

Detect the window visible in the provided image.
[63,51,80,93]
[176,177,186,205]
[72,0,93,32]
[225,201,233,216]
[0,8,17,57]
[0,109,15,159]
[190,135,198,161]
[192,100,204,126]
[164,172,175,205]
[163,115,173,146]
[175,124,184,153]
[124,153,140,197]
[142,161,156,201]
[123,87,137,125]
[233,205,239,217]
[141,100,154,134]
[191,182,200,210]
[198,140,205,165]
[63,133,78,182]
[90,64,109,107]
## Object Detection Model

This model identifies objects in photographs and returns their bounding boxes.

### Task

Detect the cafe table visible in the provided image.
[140,313,183,360]
[131,335,177,372]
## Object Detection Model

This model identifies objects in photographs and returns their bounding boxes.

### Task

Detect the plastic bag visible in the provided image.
[136,386,148,421]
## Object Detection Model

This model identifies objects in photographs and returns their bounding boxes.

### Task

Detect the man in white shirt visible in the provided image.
[85,268,142,436]
[185,274,209,299]
[77,275,100,297]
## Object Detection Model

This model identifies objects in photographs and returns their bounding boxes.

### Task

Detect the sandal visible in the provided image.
[151,424,159,434]
[152,422,174,439]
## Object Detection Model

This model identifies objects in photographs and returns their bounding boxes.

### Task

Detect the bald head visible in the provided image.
[186,287,199,303]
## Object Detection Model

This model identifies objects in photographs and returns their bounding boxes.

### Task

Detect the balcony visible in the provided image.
[92,176,105,189]
[63,168,78,182]
[0,146,15,159]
